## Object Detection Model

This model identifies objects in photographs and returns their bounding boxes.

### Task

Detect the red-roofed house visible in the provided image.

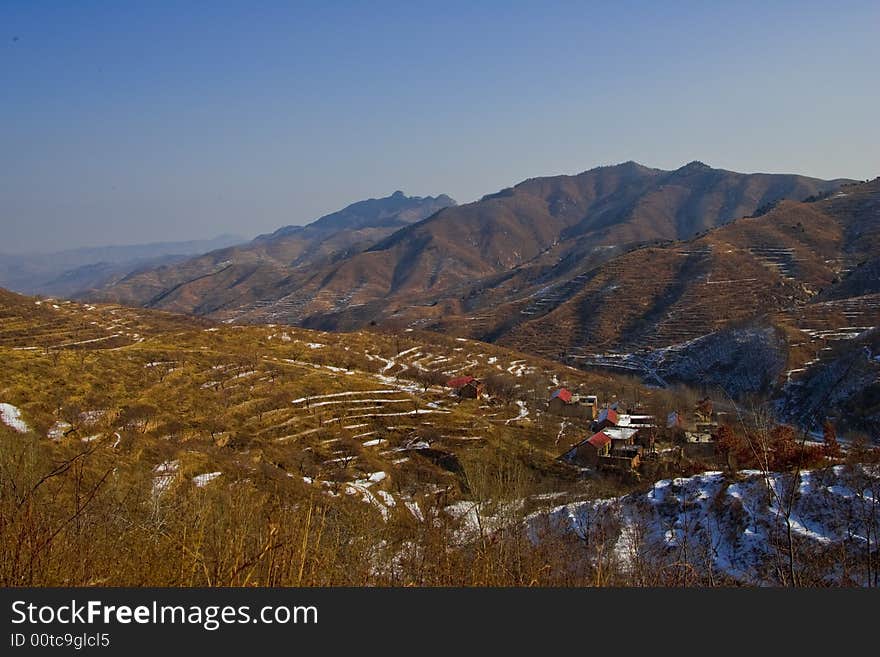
[587,432,612,450]
[547,388,598,418]
[551,388,573,403]
[594,408,619,430]
[560,428,642,471]
[560,430,613,467]
[446,375,483,399]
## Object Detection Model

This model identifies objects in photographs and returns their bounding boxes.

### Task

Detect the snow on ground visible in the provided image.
[343,409,450,420]
[343,471,393,519]
[56,334,122,348]
[152,460,180,496]
[405,500,424,522]
[229,370,257,380]
[290,389,400,404]
[275,426,328,442]
[47,420,73,441]
[0,403,30,433]
[505,400,529,425]
[377,490,396,507]
[556,420,569,444]
[394,440,430,451]
[526,466,880,585]
[306,398,411,408]
[372,375,423,392]
[193,472,222,487]
[445,499,524,541]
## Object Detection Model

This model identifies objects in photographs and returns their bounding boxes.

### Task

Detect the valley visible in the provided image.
[80,165,879,436]
[3,164,877,588]
[2,283,877,586]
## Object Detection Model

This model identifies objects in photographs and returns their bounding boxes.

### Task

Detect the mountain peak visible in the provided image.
[261,191,457,242]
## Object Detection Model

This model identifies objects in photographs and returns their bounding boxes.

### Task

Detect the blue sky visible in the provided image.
[2,1,878,252]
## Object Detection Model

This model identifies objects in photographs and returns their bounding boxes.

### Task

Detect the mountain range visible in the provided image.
[90,160,851,330]
[91,191,456,316]
[77,161,879,427]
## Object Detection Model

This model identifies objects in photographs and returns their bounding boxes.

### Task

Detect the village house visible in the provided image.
[547,387,572,411]
[603,426,640,451]
[628,414,655,427]
[560,427,643,472]
[628,414,657,451]
[695,421,718,434]
[593,407,620,431]
[446,375,484,400]
[562,430,612,468]
[580,394,599,419]
[666,410,684,429]
[601,445,642,472]
[546,388,597,418]
[634,429,656,452]
[557,405,658,473]
[683,431,716,459]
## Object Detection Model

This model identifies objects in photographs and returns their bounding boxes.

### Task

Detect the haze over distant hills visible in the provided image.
[0,235,246,298]
[91,191,456,315]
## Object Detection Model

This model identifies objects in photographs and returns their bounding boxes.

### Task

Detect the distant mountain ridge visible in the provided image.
[90,191,456,314]
[0,234,246,298]
[93,162,851,326]
[259,191,456,241]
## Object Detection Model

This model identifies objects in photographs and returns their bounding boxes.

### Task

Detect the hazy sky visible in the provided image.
[2,1,878,253]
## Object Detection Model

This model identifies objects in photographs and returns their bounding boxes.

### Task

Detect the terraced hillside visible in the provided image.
[492,180,879,392]
[3,287,877,586]
[776,326,880,436]
[1,287,676,526]
[0,288,210,350]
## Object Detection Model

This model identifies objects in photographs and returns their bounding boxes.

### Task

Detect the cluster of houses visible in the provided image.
[545,388,648,471]
[547,389,720,474]
[554,397,658,473]
[445,374,718,475]
[667,396,719,458]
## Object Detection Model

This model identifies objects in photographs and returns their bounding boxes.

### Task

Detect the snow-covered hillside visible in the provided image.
[527,465,879,586]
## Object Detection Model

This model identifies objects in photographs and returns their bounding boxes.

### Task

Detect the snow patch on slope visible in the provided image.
[0,403,30,433]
